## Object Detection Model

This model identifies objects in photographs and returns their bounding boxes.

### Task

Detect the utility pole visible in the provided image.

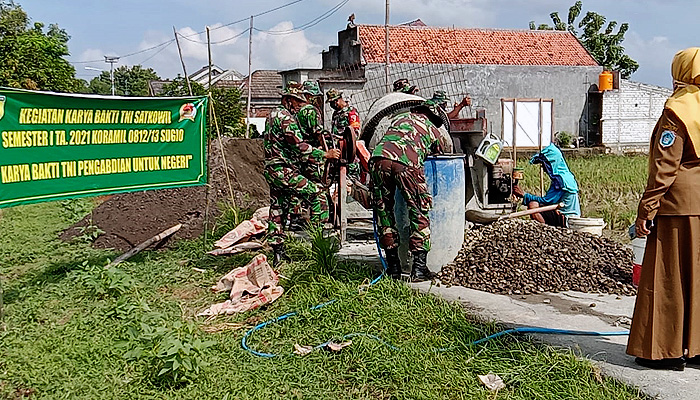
[104,56,119,96]
[246,16,254,138]
[384,0,390,93]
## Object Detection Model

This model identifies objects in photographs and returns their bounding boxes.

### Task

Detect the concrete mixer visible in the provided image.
[359,92,518,224]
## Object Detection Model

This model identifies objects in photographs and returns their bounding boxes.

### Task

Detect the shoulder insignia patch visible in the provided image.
[660,130,676,148]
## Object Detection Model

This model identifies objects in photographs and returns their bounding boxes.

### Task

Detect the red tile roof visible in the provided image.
[358,25,598,66]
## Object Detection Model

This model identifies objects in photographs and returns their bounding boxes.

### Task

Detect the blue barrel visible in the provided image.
[394,155,466,273]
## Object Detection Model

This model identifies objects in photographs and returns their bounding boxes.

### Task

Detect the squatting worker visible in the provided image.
[263,82,340,265]
[369,95,450,282]
[513,144,580,226]
[626,48,700,372]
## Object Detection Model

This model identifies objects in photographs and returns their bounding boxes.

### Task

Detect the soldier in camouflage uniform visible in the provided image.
[369,95,449,281]
[286,80,331,229]
[327,88,362,180]
[392,78,419,95]
[264,82,340,264]
[431,90,472,119]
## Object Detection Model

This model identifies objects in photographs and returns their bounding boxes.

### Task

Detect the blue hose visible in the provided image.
[240,214,629,357]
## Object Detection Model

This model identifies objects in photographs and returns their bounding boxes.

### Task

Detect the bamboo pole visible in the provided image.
[246,16,253,138]
[539,99,544,196]
[173,27,192,95]
[106,224,182,269]
[204,26,213,249]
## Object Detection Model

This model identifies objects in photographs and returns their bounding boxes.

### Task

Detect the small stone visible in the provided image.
[543,299,551,304]
[589,303,596,308]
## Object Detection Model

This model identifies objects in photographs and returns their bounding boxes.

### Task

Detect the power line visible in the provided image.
[68,0,308,65]
[138,40,174,65]
[254,0,350,35]
[177,28,250,45]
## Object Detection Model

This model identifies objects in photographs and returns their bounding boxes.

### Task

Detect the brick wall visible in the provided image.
[601,80,671,150]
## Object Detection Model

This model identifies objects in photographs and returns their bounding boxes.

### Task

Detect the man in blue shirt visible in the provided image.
[513,144,580,226]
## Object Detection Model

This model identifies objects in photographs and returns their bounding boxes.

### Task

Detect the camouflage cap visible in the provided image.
[431,90,450,109]
[302,80,322,96]
[326,88,343,103]
[393,78,418,94]
[413,99,445,128]
[281,81,307,102]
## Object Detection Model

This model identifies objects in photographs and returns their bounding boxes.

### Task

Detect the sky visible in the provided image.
[19,0,700,88]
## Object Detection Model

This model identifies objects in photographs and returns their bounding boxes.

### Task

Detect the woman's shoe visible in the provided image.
[686,355,700,365]
[634,357,686,371]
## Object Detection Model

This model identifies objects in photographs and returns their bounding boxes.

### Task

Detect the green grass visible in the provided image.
[520,154,648,234]
[0,194,647,399]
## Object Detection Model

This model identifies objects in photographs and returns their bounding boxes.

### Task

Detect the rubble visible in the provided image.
[438,219,636,296]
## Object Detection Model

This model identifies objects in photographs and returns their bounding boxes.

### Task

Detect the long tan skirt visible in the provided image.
[626,216,700,359]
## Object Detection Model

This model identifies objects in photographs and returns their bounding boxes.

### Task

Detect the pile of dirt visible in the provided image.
[437,219,636,296]
[61,138,269,252]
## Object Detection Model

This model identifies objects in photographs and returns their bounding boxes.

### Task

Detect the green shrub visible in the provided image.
[308,223,340,275]
[119,316,215,386]
[73,263,134,298]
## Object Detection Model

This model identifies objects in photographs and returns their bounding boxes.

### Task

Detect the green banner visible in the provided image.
[0,88,208,208]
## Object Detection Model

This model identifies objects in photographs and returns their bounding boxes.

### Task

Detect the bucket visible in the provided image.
[567,216,606,236]
[631,237,647,287]
[394,155,466,273]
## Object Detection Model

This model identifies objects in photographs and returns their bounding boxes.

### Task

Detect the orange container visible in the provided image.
[599,70,613,91]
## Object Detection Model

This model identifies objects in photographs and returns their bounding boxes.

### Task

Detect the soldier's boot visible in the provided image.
[410,251,433,282]
[271,243,291,267]
[384,247,402,280]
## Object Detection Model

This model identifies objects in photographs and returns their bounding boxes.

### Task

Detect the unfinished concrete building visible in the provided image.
[284,24,608,148]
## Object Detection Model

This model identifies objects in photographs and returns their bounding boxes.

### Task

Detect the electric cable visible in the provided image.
[254,0,350,35]
[240,213,629,358]
[70,0,309,65]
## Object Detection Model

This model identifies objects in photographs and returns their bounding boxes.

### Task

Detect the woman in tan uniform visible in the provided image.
[627,47,700,371]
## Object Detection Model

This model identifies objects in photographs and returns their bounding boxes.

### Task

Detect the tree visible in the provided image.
[87,65,161,96]
[529,1,639,78]
[159,76,247,138]
[0,1,84,92]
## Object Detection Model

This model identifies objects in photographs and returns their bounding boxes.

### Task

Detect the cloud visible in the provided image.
[252,21,323,69]
[122,21,322,79]
[623,31,676,87]
[329,0,536,27]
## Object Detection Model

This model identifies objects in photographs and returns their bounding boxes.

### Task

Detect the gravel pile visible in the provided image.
[438,219,636,296]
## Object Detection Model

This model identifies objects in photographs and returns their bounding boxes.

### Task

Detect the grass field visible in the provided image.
[0,155,649,400]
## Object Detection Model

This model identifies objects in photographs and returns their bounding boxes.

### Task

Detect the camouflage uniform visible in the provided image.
[287,81,333,220]
[369,110,444,253]
[393,78,418,94]
[263,104,328,245]
[329,95,362,179]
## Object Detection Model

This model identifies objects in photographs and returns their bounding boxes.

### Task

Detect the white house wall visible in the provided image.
[601,80,671,150]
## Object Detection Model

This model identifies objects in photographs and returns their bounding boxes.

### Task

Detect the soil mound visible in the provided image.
[438,219,636,296]
[61,138,269,252]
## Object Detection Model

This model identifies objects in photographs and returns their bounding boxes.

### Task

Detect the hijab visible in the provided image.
[665,47,700,156]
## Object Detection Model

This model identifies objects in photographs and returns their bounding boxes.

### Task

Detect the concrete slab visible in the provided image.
[409,282,700,399]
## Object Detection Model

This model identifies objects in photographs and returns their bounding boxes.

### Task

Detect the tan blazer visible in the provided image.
[638,109,700,219]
